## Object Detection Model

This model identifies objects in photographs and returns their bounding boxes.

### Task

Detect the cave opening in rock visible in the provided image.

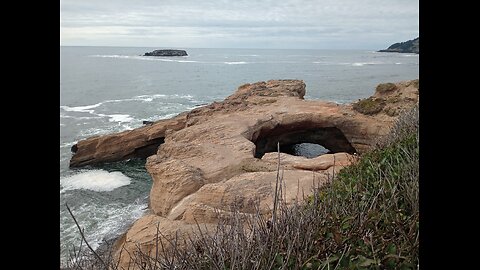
[282,143,330,158]
[253,126,356,159]
[133,137,165,159]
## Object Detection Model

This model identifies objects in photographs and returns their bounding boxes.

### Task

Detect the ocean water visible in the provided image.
[59,46,418,263]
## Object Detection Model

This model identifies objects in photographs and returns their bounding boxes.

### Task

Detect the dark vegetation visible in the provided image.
[375,83,397,94]
[352,97,386,115]
[379,37,419,54]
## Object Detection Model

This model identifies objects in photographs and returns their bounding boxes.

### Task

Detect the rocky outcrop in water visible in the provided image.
[144,49,188,56]
[379,37,419,54]
[70,80,418,168]
[69,79,419,268]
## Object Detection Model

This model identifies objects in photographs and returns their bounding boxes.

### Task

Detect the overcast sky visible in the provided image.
[60,0,419,49]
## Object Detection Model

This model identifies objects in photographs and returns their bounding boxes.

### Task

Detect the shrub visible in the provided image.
[353,97,386,115]
[376,83,397,94]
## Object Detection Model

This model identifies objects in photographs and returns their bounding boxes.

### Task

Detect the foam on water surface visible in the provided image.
[60,170,131,192]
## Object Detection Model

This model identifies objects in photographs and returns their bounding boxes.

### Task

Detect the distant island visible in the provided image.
[144,49,188,56]
[379,37,419,54]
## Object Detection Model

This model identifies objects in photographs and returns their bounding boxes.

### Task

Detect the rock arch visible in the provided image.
[252,125,356,158]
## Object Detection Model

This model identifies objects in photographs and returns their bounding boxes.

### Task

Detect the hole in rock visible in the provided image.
[253,126,356,159]
[282,143,330,158]
[132,137,165,159]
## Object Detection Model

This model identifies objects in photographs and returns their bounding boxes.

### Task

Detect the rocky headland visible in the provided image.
[144,49,188,56]
[379,37,419,54]
[69,79,419,268]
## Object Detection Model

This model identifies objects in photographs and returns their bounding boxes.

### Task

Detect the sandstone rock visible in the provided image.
[70,117,186,167]
[70,79,418,167]
[261,152,355,171]
[68,79,419,268]
[147,159,205,216]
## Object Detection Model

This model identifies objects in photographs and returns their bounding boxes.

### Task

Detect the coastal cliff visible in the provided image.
[69,79,419,268]
[379,37,419,54]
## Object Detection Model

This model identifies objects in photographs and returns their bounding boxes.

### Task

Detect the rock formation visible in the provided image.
[144,49,188,56]
[379,37,419,54]
[69,79,419,268]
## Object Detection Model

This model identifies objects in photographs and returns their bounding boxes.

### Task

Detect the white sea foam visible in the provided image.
[86,202,147,250]
[186,105,203,110]
[312,61,339,65]
[62,94,190,111]
[157,113,179,120]
[141,112,180,122]
[395,62,402,65]
[90,55,198,63]
[60,154,70,164]
[176,94,194,99]
[224,61,248,65]
[61,94,196,122]
[60,114,102,120]
[89,54,127,58]
[152,58,176,62]
[109,94,175,103]
[60,141,76,148]
[120,124,135,131]
[60,103,103,113]
[133,93,196,103]
[79,123,136,137]
[68,201,147,251]
[135,94,167,99]
[79,127,110,137]
[106,114,134,123]
[60,170,131,192]
[351,62,381,67]
[60,200,148,258]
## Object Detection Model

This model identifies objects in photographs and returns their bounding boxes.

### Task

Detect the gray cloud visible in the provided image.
[60,0,419,49]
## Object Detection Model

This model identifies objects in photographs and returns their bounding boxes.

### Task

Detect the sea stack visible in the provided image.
[144,49,188,56]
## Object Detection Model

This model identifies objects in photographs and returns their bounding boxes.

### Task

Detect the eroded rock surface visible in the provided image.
[69,79,419,268]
